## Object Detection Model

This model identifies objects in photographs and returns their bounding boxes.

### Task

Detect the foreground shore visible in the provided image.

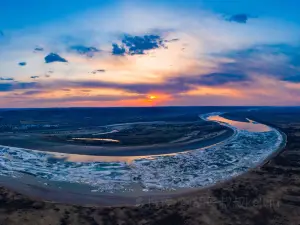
[1,111,300,225]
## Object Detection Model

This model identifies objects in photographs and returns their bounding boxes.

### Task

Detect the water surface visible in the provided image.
[0,113,284,193]
[207,115,270,132]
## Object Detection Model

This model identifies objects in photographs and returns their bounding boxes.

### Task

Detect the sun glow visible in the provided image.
[148,95,157,100]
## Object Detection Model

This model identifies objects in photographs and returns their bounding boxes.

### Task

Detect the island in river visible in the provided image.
[0,107,237,156]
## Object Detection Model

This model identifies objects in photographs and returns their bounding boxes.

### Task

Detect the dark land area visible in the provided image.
[0,107,237,156]
[1,107,300,224]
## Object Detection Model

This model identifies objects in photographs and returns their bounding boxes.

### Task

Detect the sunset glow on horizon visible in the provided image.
[1,0,300,107]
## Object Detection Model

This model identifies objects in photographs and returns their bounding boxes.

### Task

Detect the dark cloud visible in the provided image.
[30,76,39,79]
[56,72,249,95]
[160,73,250,93]
[45,70,54,78]
[91,69,105,74]
[165,38,179,43]
[33,95,137,103]
[122,35,165,55]
[45,53,68,63]
[112,34,166,55]
[227,14,249,23]
[191,73,249,86]
[0,83,14,92]
[69,45,100,57]
[0,82,40,92]
[0,77,14,81]
[18,62,27,66]
[282,75,300,83]
[64,80,188,94]
[112,43,126,56]
[218,44,300,83]
[0,71,249,98]
[4,93,138,103]
[34,47,44,52]
[22,90,46,95]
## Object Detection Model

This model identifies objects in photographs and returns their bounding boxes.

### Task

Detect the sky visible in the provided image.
[1,0,300,107]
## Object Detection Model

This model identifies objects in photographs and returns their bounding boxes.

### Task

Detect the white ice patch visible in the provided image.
[0,113,283,192]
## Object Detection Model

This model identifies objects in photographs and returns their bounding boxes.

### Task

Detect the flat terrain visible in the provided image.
[0,107,235,156]
[1,107,300,225]
[0,122,232,156]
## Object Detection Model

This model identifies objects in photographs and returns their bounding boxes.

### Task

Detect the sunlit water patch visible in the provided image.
[0,112,284,192]
[71,138,120,143]
[207,115,270,132]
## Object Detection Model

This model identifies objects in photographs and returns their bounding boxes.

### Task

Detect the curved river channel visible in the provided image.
[0,112,284,193]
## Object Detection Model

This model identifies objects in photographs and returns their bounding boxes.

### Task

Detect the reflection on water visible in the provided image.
[72,138,120,143]
[51,151,177,164]
[52,152,143,164]
[207,115,270,132]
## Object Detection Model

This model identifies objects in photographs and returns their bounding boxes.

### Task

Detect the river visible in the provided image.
[0,112,284,193]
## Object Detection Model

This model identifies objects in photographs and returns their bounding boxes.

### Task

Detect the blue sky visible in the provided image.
[1,0,300,107]
[2,0,300,29]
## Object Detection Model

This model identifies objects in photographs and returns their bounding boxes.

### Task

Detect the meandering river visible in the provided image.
[0,112,284,193]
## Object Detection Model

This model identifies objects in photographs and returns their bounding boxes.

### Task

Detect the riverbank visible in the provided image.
[1,109,300,225]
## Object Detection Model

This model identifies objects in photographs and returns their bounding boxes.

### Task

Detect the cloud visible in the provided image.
[69,45,100,57]
[0,70,250,96]
[48,95,137,102]
[191,73,250,86]
[22,90,46,95]
[0,83,13,92]
[45,53,68,63]
[112,43,126,55]
[91,69,106,74]
[0,77,14,81]
[30,76,39,79]
[283,76,300,83]
[39,72,249,95]
[5,93,138,104]
[227,14,249,23]
[218,44,300,82]
[0,82,40,92]
[34,47,44,52]
[165,38,179,43]
[18,62,27,66]
[122,34,165,55]
[159,73,250,93]
[112,34,166,55]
